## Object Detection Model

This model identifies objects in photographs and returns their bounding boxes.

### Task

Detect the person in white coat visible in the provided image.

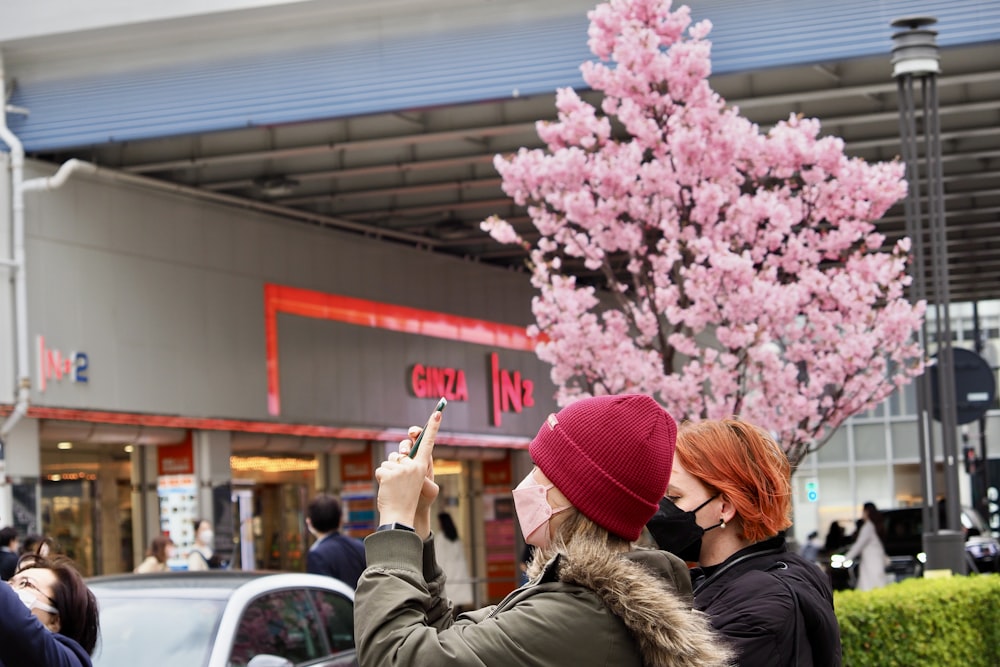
[187,519,216,571]
[845,502,890,591]
[435,511,474,613]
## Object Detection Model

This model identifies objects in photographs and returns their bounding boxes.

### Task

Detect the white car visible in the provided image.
[88,571,358,667]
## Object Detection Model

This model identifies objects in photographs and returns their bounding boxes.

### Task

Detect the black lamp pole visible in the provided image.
[892,15,966,574]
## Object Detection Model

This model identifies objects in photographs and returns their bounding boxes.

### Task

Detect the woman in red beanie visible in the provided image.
[646,419,841,667]
[354,394,733,667]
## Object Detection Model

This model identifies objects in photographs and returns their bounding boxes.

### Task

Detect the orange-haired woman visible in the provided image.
[647,419,841,667]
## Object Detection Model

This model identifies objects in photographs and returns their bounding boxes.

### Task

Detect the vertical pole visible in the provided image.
[892,15,967,573]
[896,73,937,534]
[972,302,992,519]
[924,76,963,536]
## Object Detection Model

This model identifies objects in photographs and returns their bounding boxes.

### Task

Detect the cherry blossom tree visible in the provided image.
[482,0,924,468]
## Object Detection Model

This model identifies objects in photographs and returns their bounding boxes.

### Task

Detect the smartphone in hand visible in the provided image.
[408,397,448,458]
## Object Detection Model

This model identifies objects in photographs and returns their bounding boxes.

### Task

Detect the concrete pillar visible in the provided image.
[97,458,121,573]
[0,416,40,530]
[193,430,233,564]
[130,444,160,570]
[315,452,338,494]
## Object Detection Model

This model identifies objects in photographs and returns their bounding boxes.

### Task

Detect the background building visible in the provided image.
[3,0,999,590]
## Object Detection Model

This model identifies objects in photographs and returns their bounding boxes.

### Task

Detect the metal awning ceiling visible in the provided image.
[31,40,1000,304]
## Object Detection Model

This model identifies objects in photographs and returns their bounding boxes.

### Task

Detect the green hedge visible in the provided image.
[835,574,1000,666]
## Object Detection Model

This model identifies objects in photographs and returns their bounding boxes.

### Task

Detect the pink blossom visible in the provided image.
[485,0,924,468]
[480,216,522,245]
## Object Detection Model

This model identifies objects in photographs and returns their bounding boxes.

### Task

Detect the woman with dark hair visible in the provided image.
[845,502,889,591]
[647,419,841,666]
[135,535,176,573]
[823,521,846,554]
[0,553,100,666]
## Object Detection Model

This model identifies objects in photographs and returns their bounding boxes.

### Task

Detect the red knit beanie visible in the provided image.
[529,394,677,541]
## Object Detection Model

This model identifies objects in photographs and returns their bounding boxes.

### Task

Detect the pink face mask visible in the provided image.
[512,469,572,549]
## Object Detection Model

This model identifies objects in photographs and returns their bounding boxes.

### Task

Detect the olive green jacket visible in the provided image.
[355,531,732,667]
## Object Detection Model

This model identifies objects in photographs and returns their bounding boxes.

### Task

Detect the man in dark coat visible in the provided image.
[305,494,366,588]
[0,527,20,581]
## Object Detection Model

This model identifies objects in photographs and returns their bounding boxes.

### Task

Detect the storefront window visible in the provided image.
[231,454,316,571]
[42,480,96,576]
[891,421,920,461]
[854,423,889,462]
[817,429,848,464]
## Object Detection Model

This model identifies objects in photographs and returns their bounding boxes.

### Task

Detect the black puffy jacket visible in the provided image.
[691,535,842,667]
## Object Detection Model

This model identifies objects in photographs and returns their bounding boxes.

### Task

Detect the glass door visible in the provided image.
[42,479,98,575]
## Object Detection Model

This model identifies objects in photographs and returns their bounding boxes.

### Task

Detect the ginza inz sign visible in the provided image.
[263,284,540,425]
[408,353,535,426]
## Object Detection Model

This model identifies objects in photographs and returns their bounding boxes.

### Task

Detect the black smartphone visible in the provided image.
[408,397,448,458]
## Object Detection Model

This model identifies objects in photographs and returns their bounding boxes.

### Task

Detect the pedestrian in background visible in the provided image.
[0,527,19,581]
[800,531,824,564]
[823,521,846,555]
[305,494,366,588]
[647,419,841,666]
[1,552,100,666]
[186,519,216,571]
[435,511,474,613]
[844,502,890,591]
[20,534,55,559]
[135,535,176,573]
[355,394,732,667]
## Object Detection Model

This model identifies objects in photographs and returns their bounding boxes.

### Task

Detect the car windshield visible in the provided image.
[92,596,226,667]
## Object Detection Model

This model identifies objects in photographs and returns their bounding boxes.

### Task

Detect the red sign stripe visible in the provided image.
[0,405,529,449]
[264,283,539,416]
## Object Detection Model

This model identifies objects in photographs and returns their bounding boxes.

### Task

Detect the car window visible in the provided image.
[93,597,225,667]
[884,510,922,542]
[310,589,355,653]
[962,508,989,535]
[230,589,325,666]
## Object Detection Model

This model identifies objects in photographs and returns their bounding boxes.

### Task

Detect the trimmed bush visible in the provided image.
[835,574,1000,666]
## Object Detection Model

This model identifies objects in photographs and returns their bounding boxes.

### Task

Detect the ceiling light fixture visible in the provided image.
[57,441,73,450]
[253,176,300,198]
[229,455,318,473]
[431,218,471,240]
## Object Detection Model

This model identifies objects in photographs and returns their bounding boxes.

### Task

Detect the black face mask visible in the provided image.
[646,495,721,563]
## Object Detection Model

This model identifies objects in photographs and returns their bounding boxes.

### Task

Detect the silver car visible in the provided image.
[88,571,358,667]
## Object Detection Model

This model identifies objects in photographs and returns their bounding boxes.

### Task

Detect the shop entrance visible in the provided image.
[230,453,318,571]
[255,482,310,571]
[40,440,133,576]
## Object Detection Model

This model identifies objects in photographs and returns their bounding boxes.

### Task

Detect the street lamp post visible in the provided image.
[892,16,967,575]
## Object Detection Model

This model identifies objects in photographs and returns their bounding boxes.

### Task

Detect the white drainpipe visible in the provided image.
[0,53,30,441]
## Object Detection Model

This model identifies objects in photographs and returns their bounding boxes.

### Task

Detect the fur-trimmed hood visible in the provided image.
[550,549,733,667]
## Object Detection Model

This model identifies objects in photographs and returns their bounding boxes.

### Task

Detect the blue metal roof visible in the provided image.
[6,0,1000,152]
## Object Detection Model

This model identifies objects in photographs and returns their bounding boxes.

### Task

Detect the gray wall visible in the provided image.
[21,160,556,436]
